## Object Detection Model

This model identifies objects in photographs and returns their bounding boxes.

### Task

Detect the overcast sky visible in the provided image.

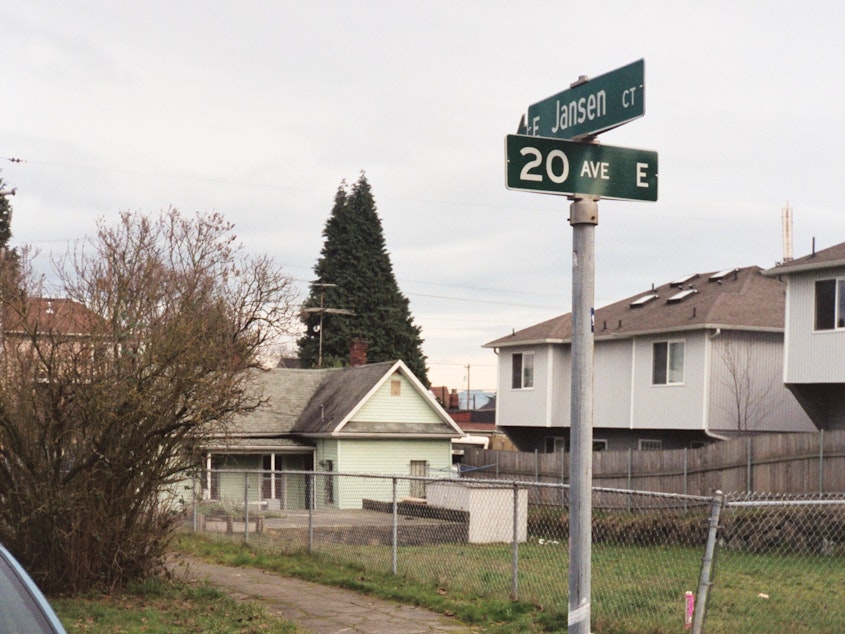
[2,1,843,392]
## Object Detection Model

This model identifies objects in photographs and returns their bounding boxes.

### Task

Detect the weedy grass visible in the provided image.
[52,575,302,633]
[172,532,845,633]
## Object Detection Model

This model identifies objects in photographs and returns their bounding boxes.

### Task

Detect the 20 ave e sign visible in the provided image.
[505,134,658,202]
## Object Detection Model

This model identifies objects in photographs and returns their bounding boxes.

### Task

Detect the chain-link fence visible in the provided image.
[180,469,713,631]
[703,492,845,633]
[177,470,845,633]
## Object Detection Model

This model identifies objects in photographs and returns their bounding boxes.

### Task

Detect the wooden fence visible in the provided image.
[460,430,845,495]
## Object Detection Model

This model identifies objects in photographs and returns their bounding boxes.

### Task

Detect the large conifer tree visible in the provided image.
[298,173,429,385]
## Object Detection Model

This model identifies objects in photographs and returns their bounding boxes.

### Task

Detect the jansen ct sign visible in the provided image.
[523,59,645,140]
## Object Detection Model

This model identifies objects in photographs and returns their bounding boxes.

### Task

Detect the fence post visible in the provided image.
[192,471,198,533]
[243,471,249,544]
[511,481,519,600]
[819,429,825,494]
[692,490,724,634]
[392,477,398,576]
[683,448,689,512]
[308,471,315,553]
[627,448,633,512]
[746,437,753,493]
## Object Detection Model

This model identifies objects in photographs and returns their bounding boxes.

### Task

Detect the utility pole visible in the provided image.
[301,282,354,367]
[465,363,471,411]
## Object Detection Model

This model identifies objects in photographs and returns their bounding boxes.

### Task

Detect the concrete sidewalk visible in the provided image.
[168,553,478,634]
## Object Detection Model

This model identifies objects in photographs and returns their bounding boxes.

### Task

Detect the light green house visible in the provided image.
[202,360,464,510]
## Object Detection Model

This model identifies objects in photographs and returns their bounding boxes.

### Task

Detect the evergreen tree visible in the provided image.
[298,173,429,385]
[0,175,19,276]
[0,175,14,252]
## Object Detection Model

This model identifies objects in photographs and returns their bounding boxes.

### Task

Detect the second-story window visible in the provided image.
[511,352,534,389]
[814,278,845,330]
[652,340,684,385]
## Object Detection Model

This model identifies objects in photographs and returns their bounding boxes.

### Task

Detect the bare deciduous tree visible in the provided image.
[717,336,776,432]
[0,209,298,593]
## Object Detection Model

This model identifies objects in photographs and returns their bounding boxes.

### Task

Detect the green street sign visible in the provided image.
[505,134,658,201]
[524,59,644,140]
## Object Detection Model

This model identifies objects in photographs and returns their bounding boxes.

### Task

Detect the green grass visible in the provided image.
[52,576,302,633]
[171,532,845,633]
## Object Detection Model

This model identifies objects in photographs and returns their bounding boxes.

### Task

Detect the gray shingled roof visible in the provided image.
[763,241,845,276]
[224,368,329,438]
[485,266,784,348]
[222,361,459,440]
[294,361,398,434]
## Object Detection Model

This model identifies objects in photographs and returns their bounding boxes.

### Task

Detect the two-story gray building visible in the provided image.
[485,266,815,453]
[763,242,845,429]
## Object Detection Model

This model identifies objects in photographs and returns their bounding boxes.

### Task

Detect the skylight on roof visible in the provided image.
[667,289,698,303]
[670,274,697,287]
[630,293,658,308]
[709,268,739,282]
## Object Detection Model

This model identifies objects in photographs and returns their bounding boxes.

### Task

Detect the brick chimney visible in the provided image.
[449,388,460,410]
[349,338,368,367]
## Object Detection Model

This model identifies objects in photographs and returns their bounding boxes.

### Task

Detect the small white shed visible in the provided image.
[427,481,527,544]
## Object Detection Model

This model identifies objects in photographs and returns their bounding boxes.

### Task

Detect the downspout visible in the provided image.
[493,348,500,429]
[703,328,729,441]
[545,345,554,428]
[629,337,636,429]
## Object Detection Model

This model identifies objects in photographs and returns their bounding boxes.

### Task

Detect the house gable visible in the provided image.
[342,369,456,435]
[294,360,463,438]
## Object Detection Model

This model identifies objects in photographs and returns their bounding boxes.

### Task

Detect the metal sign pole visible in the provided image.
[568,196,597,633]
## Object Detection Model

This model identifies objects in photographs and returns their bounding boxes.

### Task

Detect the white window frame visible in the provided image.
[652,339,685,385]
[511,352,535,390]
[593,439,608,452]
[639,439,662,451]
[544,437,567,453]
[814,278,845,331]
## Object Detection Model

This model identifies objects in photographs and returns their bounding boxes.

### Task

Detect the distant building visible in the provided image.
[763,241,845,429]
[485,266,815,453]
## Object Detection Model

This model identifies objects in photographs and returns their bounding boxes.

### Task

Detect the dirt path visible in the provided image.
[168,553,478,634]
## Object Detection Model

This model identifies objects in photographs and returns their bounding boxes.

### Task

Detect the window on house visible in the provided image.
[639,439,662,451]
[652,340,684,385]
[390,379,401,396]
[593,439,608,452]
[511,352,534,389]
[814,278,845,330]
[690,441,706,449]
[545,437,568,453]
[323,459,334,505]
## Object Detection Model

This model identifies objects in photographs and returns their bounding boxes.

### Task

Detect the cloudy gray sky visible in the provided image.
[2,1,843,391]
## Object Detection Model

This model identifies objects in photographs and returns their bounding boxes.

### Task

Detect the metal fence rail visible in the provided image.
[703,492,845,634]
[177,470,845,633]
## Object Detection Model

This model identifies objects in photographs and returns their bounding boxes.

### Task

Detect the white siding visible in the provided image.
[548,345,571,427]
[784,272,845,383]
[496,346,554,427]
[353,371,443,423]
[708,331,814,432]
[631,333,707,430]
[594,339,634,428]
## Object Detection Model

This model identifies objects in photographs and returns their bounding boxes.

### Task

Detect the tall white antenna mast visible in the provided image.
[781,201,793,262]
